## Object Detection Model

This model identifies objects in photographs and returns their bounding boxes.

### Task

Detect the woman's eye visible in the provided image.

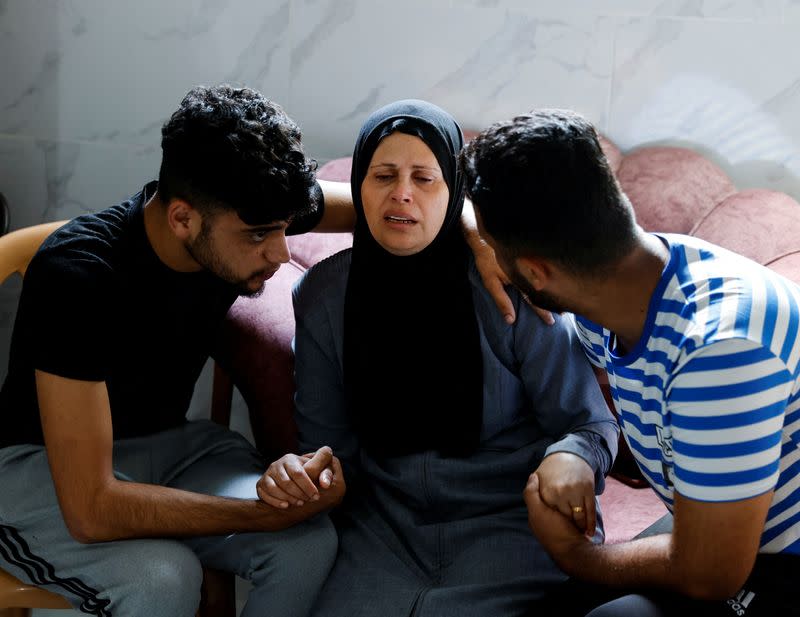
[415,176,434,184]
[374,174,393,182]
[250,231,268,243]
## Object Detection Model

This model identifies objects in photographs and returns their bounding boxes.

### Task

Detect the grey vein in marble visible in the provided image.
[291,0,356,73]
[137,120,165,140]
[143,0,232,41]
[224,2,289,90]
[761,77,800,116]
[2,51,60,134]
[336,85,385,122]
[39,141,89,222]
[425,16,540,115]
[536,19,611,78]
[656,0,706,18]
[72,17,87,37]
[614,19,684,86]
[428,15,609,117]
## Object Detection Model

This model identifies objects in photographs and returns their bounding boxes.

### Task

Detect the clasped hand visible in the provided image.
[524,452,597,575]
[257,446,344,509]
[526,451,597,537]
[522,453,598,575]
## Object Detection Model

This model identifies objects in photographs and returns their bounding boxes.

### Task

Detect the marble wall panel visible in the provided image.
[288,0,614,161]
[449,0,782,19]
[1,0,292,146]
[609,17,800,199]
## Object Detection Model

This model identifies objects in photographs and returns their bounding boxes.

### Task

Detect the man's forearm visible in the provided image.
[561,534,741,600]
[564,534,673,590]
[315,180,354,232]
[66,478,339,543]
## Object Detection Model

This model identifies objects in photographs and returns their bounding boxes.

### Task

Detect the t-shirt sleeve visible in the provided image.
[571,313,607,369]
[667,337,793,502]
[286,181,325,236]
[23,252,113,382]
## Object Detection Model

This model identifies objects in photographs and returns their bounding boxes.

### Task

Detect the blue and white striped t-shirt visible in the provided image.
[574,234,800,554]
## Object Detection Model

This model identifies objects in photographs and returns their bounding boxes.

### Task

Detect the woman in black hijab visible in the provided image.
[265,100,618,617]
[343,99,483,459]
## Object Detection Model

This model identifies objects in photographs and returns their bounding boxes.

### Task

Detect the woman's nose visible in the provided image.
[390,177,413,203]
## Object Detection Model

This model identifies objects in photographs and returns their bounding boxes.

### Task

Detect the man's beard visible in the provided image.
[185,224,265,298]
[506,262,569,315]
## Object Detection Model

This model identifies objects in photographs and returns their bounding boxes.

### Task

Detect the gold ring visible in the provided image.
[571,505,584,515]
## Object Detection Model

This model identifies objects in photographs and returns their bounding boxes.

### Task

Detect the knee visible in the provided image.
[585,605,616,617]
[252,515,338,585]
[585,595,654,617]
[291,515,338,579]
[126,542,203,617]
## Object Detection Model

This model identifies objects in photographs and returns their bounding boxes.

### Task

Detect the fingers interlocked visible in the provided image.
[257,446,335,509]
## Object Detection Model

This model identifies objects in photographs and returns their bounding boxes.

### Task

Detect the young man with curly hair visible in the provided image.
[0,85,350,617]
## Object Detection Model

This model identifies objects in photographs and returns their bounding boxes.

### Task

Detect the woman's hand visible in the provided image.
[257,446,338,509]
[532,452,597,536]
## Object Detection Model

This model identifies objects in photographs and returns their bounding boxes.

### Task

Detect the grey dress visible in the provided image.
[292,249,619,617]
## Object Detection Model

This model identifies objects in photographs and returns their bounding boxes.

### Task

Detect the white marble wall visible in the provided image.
[2,0,799,229]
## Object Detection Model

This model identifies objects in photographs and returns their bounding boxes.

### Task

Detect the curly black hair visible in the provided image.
[158,85,317,225]
[459,108,637,276]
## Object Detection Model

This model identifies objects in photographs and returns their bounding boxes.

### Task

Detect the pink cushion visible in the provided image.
[690,189,800,266]
[218,263,304,457]
[317,158,352,183]
[288,233,352,270]
[617,146,736,233]
[599,135,623,175]
[768,252,800,285]
[599,477,668,544]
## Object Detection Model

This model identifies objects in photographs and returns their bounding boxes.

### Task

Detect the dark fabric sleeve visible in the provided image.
[286,181,325,236]
[511,301,620,492]
[292,255,361,481]
[24,252,112,382]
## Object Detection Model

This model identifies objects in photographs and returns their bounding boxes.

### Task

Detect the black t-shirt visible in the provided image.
[0,181,323,447]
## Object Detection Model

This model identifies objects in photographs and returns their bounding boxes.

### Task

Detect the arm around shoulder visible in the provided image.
[314,180,354,232]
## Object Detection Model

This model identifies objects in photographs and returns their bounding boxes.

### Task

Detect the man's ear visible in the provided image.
[515,255,552,291]
[166,199,200,241]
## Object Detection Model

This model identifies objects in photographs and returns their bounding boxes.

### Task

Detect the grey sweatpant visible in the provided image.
[0,420,337,617]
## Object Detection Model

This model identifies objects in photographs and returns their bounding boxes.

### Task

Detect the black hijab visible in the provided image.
[343,99,483,458]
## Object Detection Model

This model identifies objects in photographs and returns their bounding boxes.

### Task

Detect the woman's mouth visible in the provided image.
[385,215,416,224]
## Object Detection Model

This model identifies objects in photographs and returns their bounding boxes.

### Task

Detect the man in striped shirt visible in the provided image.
[459,109,800,616]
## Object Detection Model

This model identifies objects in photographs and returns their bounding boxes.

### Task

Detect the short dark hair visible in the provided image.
[459,109,637,275]
[158,84,317,225]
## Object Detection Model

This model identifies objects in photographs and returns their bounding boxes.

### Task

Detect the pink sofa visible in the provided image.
[213,135,800,544]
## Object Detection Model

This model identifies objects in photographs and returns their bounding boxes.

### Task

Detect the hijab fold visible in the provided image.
[343,99,483,458]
